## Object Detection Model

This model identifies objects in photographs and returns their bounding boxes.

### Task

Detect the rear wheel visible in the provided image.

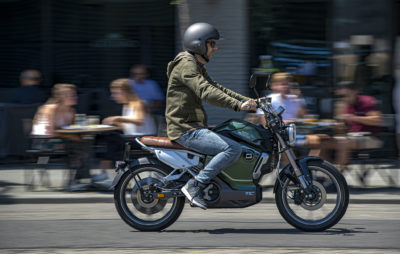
[275,160,349,231]
[114,164,185,231]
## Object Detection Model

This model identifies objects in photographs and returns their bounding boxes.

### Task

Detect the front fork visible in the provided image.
[275,133,311,191]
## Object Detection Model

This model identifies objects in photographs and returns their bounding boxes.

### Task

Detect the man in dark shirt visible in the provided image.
[10,69,48,104]
[129,65,164,114]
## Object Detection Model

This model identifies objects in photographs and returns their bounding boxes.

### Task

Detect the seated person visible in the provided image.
[10,69,49,104]
[95,78,157,180]
[31,83,89,186]
[129,64,165,114]
[324,81,383,172]
[32,83,78,138]
[255,72,329,158]
[104,78,157,136]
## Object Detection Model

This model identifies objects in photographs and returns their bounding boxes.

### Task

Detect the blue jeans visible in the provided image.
[176,128,242,184]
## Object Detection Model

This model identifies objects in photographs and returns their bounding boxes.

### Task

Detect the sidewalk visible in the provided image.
[0,162,399,204]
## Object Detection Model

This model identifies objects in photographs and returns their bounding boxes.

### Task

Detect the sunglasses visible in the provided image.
[207,41,217,48]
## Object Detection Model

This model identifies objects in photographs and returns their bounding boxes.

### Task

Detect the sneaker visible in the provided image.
[181,179,207,210]
[91,172,109,182]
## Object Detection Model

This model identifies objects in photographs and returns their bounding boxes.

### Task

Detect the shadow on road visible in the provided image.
[145,227,378,235]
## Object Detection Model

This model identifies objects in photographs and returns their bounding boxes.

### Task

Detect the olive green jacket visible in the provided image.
[165,51,251,140]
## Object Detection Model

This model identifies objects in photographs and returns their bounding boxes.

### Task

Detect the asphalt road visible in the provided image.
[0,203,399,253]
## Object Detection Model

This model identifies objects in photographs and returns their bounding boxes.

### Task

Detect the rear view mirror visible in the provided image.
[249,74,259,98]
[249,72,272,98]
[265,74,271,90]
[249,74,256,89]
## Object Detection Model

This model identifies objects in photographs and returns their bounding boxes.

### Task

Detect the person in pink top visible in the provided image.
[336,82,382,133]
[331,81,383,171]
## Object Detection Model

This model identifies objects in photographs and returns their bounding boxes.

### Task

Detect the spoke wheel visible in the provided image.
[114,164,185,231]
[275,160,349,231]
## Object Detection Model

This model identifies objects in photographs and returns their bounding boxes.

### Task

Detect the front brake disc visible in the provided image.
[300,181,327,211]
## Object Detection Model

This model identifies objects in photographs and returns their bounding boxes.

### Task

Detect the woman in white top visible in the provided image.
[32,84,91,185]
[32,83,79,140]
[103,78,157,136]
[96,78,157,181]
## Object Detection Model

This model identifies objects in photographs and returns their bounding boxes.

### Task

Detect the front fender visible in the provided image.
[109,156,166,190]
[273,156,322,193]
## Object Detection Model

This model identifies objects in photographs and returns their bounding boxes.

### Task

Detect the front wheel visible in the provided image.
[275,160,349,231]
[114,164,185,231]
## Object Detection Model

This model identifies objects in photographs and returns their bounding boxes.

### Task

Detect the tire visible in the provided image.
[114,164,185,231]
[275,160,349,232]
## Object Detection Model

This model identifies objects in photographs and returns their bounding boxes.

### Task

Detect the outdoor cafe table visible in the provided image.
[55,124,121,190]
[55,124,121,135]
[294,120,338,135]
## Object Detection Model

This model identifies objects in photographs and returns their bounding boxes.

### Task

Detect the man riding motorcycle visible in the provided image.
[165,22,257,209]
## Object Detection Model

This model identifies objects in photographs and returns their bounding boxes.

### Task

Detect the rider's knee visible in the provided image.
[228,141,242,160]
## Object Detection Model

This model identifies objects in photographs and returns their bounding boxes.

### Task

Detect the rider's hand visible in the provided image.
[240,100,257,111]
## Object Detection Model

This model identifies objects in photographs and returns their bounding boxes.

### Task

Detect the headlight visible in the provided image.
[286,123,296,146]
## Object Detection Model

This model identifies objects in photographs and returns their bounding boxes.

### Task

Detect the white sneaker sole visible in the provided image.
[181,186,207,210]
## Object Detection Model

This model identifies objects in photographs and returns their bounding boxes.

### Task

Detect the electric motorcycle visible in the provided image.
[111,76,349,232]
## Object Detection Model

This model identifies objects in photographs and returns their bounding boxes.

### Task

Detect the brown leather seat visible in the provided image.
[139,136,190,150]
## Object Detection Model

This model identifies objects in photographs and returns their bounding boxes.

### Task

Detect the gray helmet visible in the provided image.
[183,22,220,56]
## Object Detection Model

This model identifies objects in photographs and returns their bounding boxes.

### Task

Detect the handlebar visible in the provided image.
[257,98,284,125]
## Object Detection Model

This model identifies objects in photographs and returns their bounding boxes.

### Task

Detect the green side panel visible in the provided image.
[205,143,260,191]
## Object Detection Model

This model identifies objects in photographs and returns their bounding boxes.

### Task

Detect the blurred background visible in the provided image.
[0,0,399,161]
